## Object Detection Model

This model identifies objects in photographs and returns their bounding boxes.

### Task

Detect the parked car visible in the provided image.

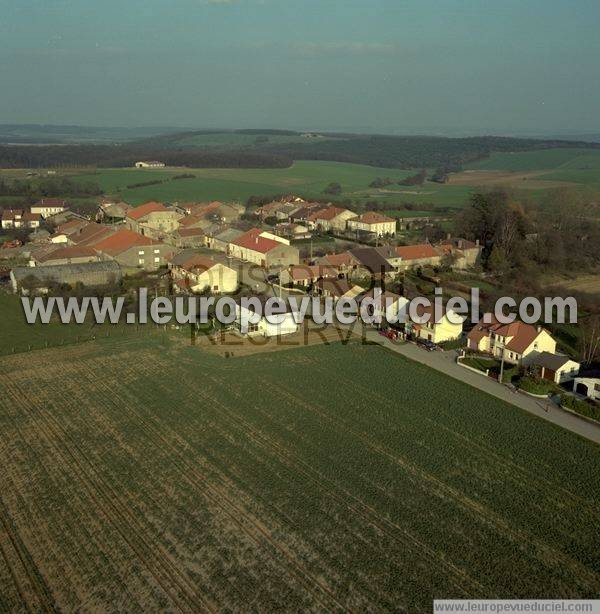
[417,338,438,351]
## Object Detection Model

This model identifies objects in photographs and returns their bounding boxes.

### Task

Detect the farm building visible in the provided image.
[467,315,557,365]
[347,212,397,237]
[30,246,101,267]
[532,352,580,384]
[31,199,68,218]
[169,252,238,294]
[235,295,299,337]
[229,228,299,268]
[134,160,165,168]
[10,261,122,294]
[126,202,183,237]
[69,223,115,247]
[92,229,174,270]
[273,222,311,240]
[96,201,131,223]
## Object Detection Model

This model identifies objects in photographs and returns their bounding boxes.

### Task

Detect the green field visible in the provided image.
[465,148,600,172]
[0,336,598,611]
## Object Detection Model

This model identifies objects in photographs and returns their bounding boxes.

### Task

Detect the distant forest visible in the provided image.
[0,131,599,169]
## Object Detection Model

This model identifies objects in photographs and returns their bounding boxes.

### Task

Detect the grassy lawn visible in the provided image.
[461,355,498,372]
[0,338,598,610]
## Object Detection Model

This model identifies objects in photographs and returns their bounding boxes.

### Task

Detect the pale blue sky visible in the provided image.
[1,0,599,134]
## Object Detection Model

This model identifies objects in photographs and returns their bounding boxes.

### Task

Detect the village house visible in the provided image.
[307,206,356,233]
[30,246,101,267]
[360,288,410,324]
[437,237,482,269]
[279,264,338,288]
[347,212,397,237]
[126,202,183,237]
[393,244,441,270]
[314,278,364,302]
[235,295,300,337]
[92,228,173,270]
[1,210,41,230]
[316,251,361,276]
[169,252,238,294]
[290,203,323,225]
[10,261,122,295]
[273,222,311,240]
[186,201,244,223]
[467,315,557,365]
[50,218,90,243]
[349,247,395,280]
[170,227,206,249]
[208,228,245,253]
[407,303,464,344]
[229,228,299,268]
[531,352,580,385]
[31,198,68,218]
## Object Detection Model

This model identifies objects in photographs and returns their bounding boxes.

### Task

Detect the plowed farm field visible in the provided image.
[0,336,598,612]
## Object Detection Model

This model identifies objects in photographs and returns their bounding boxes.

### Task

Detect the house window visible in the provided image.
[248,323,259,333]
[138,250,145,255]
[154,257,160,263]
[154,249,160,254]
[138,258,145,265]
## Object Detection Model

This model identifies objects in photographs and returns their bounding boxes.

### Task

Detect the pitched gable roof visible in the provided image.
[35,246,98,263]
[93,229,161,256]
[71,223,114,246]
[350,247,394,274]
[395,244,439,260]
[231,228,283,254]
[127,201,167,221]
[349,211,395,225]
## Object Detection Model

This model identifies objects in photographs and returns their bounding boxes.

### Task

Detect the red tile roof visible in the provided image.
[321,252,357,268]
[57,219,87,234]
[231,228,283,254]
[71,223,114,246]
[395,244,439,260]
[179,214,205,228]
[177,255,219,272]
[22,212,41,222]
[37,198,66,207]
[127,201,167,220]
[93,229,161,256]
[467,315,548,354]
[177,227,205,237]
[36,246,97,263]
[288,265,338,282]
[349,211,395,225]
[308,206,350,222]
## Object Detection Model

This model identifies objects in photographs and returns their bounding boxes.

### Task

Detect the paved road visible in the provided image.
[360,325,600,445]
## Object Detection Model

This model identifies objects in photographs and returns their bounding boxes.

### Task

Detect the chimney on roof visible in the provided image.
[476,239,480,246]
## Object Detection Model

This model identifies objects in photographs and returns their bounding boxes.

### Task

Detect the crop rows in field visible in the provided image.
[0,338,598,611]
